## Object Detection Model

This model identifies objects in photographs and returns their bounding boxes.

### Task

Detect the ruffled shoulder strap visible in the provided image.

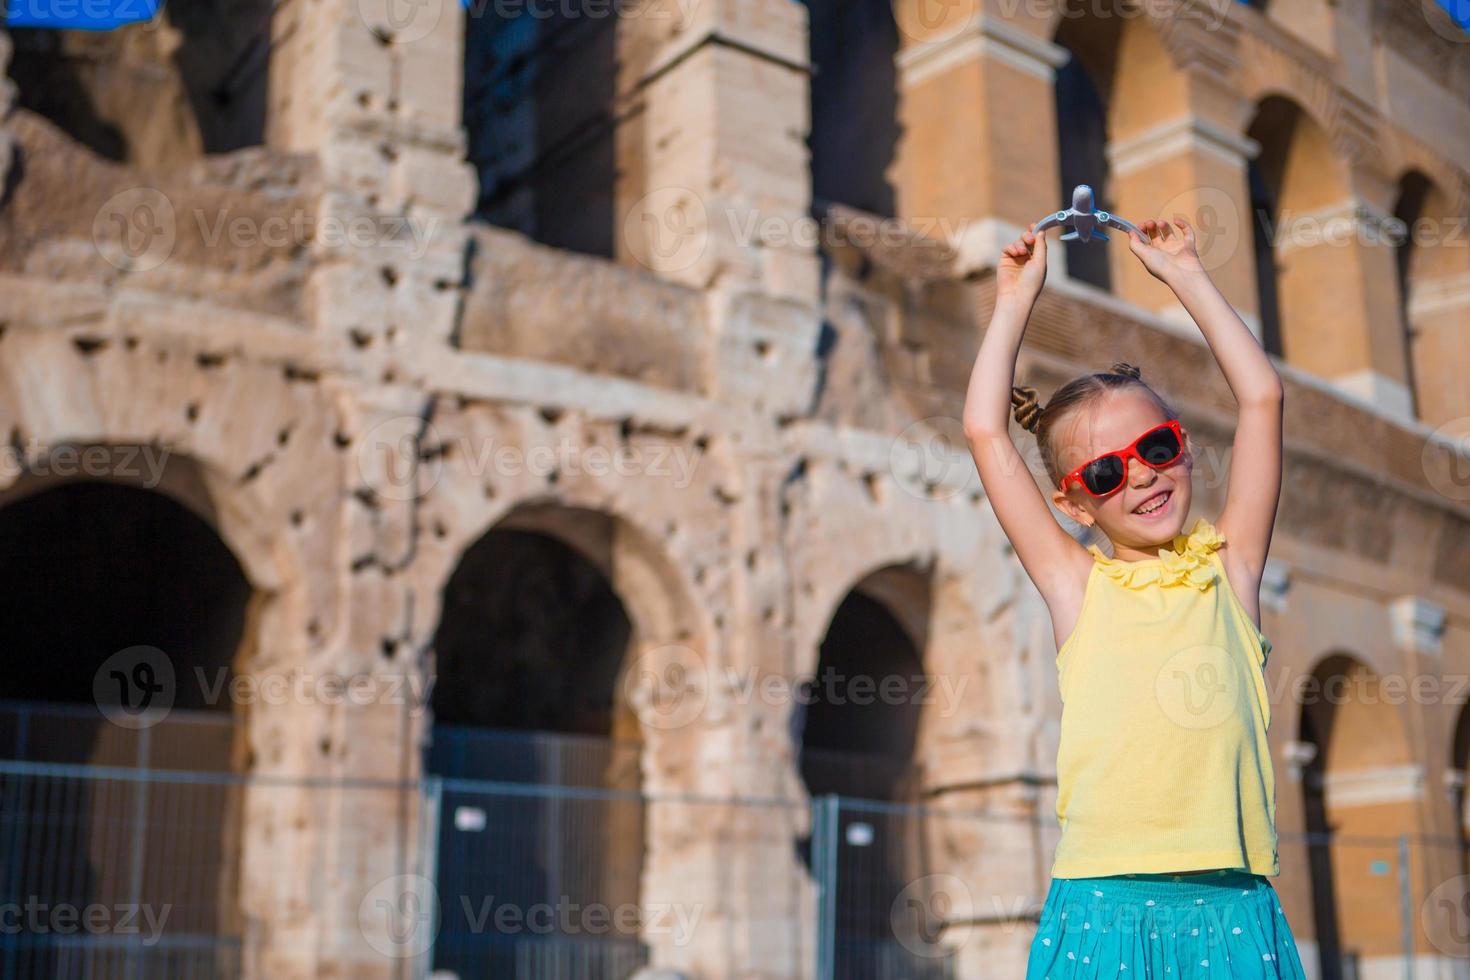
[1087,516,1224,591]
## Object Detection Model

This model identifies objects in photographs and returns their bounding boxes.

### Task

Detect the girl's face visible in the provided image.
[1049,390,1193,548]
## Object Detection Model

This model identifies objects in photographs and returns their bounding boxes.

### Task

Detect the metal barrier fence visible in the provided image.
[0,757,1464,979]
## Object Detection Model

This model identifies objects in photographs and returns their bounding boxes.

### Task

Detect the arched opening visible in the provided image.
[803,0,900,220]
[1452,703,1470,875]
[1052,9,1122,292]
[1246,96,1352,367]
[1248,146,1285,356]
[428,512,649,977]
[0,465,254,976]
[1299,655,1416,980]
[1391,171,1431,420]
[1390,170,1469,427]
[0,474,251,762]
[5,0,272,166]
[798,566,943,977]
[798,587,924,800]
[463,5,618,257]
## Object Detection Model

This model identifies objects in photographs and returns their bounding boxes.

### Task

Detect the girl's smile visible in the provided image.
[1130,487,1173,519]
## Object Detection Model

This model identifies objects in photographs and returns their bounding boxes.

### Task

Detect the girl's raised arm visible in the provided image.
[962,229,1090,605]
[1128,217,1285,581]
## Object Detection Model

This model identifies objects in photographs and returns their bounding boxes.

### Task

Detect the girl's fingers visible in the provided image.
[1173,213,1196,242]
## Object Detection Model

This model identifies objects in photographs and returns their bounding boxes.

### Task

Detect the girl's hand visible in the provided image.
[1128,215,1206,283]
[997,226,1047,307]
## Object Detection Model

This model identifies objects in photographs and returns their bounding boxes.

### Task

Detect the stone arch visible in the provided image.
[0,340,344,645]
[786,476,998,797]
[0,448,274,978]
[797,560,932,801]
[427,497,706,764]
[423,498,707,977]
[0,456,256,722]
[796,559,954,974]
[1245,94,1354,362]
[1296,651,1417,980]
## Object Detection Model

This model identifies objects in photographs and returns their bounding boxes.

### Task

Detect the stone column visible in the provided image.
[1100,14,1263,333]
[244,1,475,976]
[1273,146,1416,422]
[1388,596,1461,973]
[616,0,817,307]
[916,557,1056,980]
[890,5,1069,278]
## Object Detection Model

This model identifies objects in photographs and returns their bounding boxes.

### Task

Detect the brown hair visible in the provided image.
[1011,362,1180,489]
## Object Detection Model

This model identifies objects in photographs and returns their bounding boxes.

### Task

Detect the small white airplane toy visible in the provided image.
[1034,184,1143,242]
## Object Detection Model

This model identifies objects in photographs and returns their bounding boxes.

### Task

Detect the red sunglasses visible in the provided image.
[1059,419,1187,498]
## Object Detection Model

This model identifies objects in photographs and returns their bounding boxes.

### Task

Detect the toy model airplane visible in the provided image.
[1034,184,1143,242]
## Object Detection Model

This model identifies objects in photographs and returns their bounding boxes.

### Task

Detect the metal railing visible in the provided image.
[0,727,1464,979]
[0,761,246,979]
[0,700,236,772]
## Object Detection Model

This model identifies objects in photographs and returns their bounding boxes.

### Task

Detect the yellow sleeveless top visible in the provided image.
[1052,516,1279,878]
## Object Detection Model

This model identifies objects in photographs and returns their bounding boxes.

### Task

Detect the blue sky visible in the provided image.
[1433,0,1470,30]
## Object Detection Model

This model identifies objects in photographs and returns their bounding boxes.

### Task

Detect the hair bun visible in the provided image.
[1108,361,1142,380]
[1011,385,1042,434]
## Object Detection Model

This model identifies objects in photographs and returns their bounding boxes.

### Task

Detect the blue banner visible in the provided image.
[5,0,160,29]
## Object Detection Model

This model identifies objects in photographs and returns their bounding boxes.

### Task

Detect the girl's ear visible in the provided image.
[1052,489,1094,529]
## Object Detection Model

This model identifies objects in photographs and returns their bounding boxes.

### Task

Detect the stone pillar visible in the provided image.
[266,0,474,352]
[1388,597,1461,972]
[917,563,1055,980]
[890,5,1069,277]
[245,2,474,976]
[616,0,817,307]
[1101,14,1263,333]
[1274,150,1416,422]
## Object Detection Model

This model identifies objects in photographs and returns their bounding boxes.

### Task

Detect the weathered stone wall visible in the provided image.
[2,1,1470,977]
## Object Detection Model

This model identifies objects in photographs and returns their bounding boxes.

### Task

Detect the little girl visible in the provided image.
[961,217,1308,977]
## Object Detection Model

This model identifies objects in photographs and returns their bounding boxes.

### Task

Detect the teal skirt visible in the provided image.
[1025,870,1308,978]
